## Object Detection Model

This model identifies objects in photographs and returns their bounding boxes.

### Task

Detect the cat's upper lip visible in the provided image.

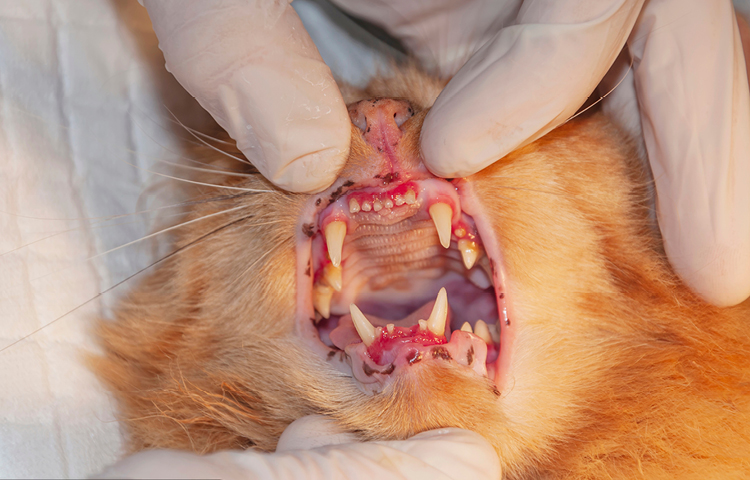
[295,174,512,394]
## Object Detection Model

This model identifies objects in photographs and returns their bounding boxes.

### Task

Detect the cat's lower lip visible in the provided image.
[295,175,513,394]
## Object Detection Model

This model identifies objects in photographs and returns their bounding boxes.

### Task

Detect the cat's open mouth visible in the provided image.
[295,174,512,395]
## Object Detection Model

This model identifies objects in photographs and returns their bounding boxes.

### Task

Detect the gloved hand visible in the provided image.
[332,0,750,307]
[96,415,501,480]
[144,0,750,306]
[142,0,351,194]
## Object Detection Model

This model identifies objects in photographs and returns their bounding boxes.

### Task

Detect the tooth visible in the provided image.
[387,323,394,334]
[404,189,416,205]
[362,201,372,212]
[373,199,383,212]
[323,263,342,291]
[458,239,480,269]
[418,319,428,330]
[324,221,346,267]
[488,322,500,343]
[454,227,466,238]
[313,284,334,319]
[394,194,405,206]
[426,287,448,336]
[349,198,361,213]
[384,198,394,209]
[349,304,377,347]
[460,322,473,333]
[474,319,492,344]
[429,203,452,248]
[468,267,492,289]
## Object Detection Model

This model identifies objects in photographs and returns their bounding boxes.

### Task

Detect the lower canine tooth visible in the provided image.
[474,319,492,344]
[458,239,480,269]
[313,284,334,319]
[429,203,453,248]
[323,264,342,291]
[426,287,449,336]
[325,221,346,268]
[349,304,377,347]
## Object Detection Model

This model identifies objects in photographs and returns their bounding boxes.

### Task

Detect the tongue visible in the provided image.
[329,300,452,351]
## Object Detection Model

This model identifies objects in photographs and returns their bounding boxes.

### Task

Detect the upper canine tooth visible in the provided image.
[323,263,342,291]
[474,319,492,344]
[458,239,480,269]
[349,198,361,213]
[426,287,449,336]
[325,221,346,267]
[349,304,377,347]
[313,284,334,319]
[460,322,473,333]
[429,203,453,248]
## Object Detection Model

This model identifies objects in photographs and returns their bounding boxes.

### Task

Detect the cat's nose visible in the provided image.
[348,98,415,148]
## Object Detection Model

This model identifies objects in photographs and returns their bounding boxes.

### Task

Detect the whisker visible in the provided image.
[165,106,254,166]
[0,214,259,354]
[118,156,273,193]
[30,204,253,283]
[0,191,259,222]
[563,54,635,125]
[128,148,257,178]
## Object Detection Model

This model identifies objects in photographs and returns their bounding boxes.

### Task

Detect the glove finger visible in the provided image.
[144,0,350,193]
[629,0,750,306]
[420,0,645,179]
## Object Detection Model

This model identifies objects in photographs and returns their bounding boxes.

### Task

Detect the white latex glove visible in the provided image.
[143,0,351,193]
[332,0,750,307]
[96,415,500,480]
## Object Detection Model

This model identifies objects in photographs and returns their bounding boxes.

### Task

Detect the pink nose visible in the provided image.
[348,98,415,148]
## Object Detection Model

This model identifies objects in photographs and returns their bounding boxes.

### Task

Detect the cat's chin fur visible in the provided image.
[92,65,750,479]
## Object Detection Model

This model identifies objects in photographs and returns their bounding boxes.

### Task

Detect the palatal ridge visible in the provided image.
[319,197,485,310]
[347,288,499,348]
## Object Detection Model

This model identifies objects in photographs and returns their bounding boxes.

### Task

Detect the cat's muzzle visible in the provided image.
[295,175,510,395]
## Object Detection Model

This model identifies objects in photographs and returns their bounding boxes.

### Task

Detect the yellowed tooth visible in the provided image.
[488,322,500,344]
[323,263,342,292]
[373,198,383,212]
[460,321,473,333]
[458,238,480,270]
[429,203,452,248]
[325,221,346,267]
[313,284,334,319]
[349,198,361,214]
[387,323,395,334]
[404,189,416,205]
[474,319,492,344]
[426,287,448,336]
[349,304,376,346]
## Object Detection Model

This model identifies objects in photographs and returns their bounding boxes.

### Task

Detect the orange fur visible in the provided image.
[92,67,750,479]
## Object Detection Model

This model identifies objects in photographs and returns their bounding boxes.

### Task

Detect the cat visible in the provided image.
[92,64,750,479]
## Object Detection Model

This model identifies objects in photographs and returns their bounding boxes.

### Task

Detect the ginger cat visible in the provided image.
[94,65,750,479]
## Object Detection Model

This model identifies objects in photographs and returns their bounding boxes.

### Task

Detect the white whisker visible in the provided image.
[165,106,254,166]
